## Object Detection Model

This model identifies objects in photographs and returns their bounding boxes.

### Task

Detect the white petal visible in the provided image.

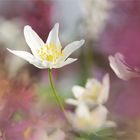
[109,53,140,80]
[46,23,61,47]
[33,61,49,69]
[65,111,77,127]
[7,48,34,62]
[7,48,47,69]
[98,73,110,104]
[72,85,85,99]
[62,40,85,60]
[53,58,77,68]
[76,103,90,118]
[91,105,108,128]
[24,25,44,57]
[85,78,101,89]
[41,61,50,68]
[65,98,79,106]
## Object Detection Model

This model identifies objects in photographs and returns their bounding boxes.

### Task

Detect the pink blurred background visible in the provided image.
[0,0,140,139]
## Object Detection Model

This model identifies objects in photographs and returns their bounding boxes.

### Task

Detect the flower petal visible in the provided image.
[62,40,85,60]
[65,111,77,128]
[98,73,110,104]
[65,98,79,106]
[24,25,44,57]
[7,48,35,62]
[72,85,85,99]
[91,105,108,128]
[7,48,47,69]
[85,78,101,89]
[53,58,77,68]
[76,103,90,118]
[109,53,140,80]
[46,23,61,47]
[32,61,49,69]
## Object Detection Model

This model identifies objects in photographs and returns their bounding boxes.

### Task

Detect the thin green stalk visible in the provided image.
[48,69,65,113]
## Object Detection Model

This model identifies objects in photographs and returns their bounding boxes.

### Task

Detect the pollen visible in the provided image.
[37,43,64,63]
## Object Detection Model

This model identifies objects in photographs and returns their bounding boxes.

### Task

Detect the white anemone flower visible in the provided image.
[65,104,115,133]
[7,23,85,69]
[66,74,110,106]
[109,52,140,80]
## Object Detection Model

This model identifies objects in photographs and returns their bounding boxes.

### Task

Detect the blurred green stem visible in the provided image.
[48,69,65,113]
[80,39,94,85]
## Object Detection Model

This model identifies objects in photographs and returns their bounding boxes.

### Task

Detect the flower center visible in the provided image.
[37,43,64,63]
[78,117,91,126]
[84,84,101,101]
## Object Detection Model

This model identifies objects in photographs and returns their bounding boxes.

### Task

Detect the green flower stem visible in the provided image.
[48,69,65,113]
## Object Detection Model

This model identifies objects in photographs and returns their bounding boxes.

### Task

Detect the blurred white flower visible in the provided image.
[7,23,85,69]
[0,18,24,47]
[66,74,110,106]
[33,129,65,140]
[81,0,113,39]
[109,52,140,80]
[65,104,115,133]
[0,17,27,76]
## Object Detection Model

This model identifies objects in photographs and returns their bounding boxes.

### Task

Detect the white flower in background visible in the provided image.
[0,18,24,47]
[7,23,85,69]
[0,17,27,76]
[32,129,65,140]
[65,104,115,133]
[66,74,109,106]
[81,0,112,39]
[109,52,140,80]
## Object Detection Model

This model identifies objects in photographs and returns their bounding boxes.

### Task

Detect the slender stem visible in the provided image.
[48,69,65,113]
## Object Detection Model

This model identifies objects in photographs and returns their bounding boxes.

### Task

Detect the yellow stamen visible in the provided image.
[37,43,64,63]
[78,118,91,126]
[84,85,101,100]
